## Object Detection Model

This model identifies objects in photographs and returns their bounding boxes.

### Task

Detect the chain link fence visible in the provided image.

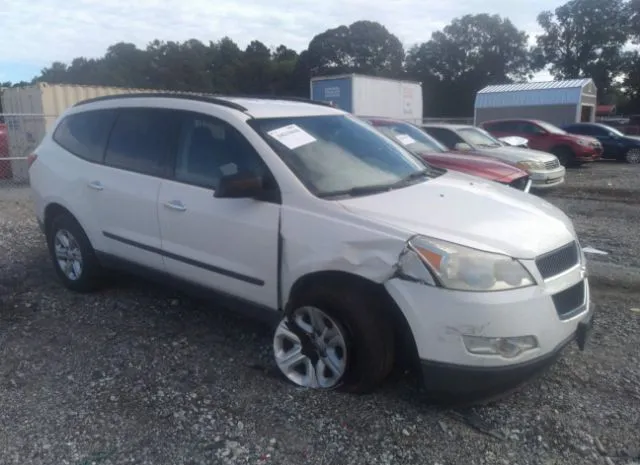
[1,113,56,191]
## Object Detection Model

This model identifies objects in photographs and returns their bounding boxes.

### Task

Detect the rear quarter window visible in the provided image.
[52,110,117,163]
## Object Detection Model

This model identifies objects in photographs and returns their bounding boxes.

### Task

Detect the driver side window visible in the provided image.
[174,113,265,190]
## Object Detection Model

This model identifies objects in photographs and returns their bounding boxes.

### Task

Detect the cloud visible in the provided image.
[1,0,567,81]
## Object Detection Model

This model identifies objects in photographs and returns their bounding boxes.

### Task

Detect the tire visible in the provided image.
[551,146,574,167]
[273,281,395,394]
[625,148,640,164]
[46,213,103,292]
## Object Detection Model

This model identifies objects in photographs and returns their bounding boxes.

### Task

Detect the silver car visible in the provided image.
[422,124,566,190]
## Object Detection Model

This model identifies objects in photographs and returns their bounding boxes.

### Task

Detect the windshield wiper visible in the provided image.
[318,169,434,199]
[393,168,434,186]
[318,183,397,199]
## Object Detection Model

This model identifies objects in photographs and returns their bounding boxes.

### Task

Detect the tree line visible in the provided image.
[2,0,640,117]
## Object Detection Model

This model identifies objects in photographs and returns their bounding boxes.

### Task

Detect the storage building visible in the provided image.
[474,79,597,127]
[310,74,423,122]
[1,83,150,181]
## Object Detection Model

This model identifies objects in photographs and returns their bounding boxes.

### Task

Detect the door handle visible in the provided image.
[88,181,104,191]
[163,200,187,212]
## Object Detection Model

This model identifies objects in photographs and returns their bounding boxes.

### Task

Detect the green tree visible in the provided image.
[307,20,404,77]
[406,14,532,116]
[533,0,629,101]
[38,62,70,84]
[630,0,640,43]
[235,40,273,94]
[208,37,243,93]
[620,51,640,113]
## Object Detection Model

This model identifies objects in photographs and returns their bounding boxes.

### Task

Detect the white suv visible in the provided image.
[29,93,594,401]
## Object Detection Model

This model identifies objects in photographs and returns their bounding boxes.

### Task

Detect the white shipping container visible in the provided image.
[1,83,151,181]
[310,74,423,122]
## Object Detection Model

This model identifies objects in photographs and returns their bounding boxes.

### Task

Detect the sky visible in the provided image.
[0,0,562,84]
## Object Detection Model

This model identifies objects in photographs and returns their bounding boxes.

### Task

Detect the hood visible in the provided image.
[420,151,525,182]
[338,170,575,259]
[475,145,557,163]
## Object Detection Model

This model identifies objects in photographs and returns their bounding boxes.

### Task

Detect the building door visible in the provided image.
[581,105,593,122]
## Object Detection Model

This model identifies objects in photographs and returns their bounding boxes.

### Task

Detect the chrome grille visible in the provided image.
[552,280,586,320]
[544,159,560,170]
[535,241,579,279]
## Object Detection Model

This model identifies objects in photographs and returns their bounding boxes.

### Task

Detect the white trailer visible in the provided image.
[310,74,423,122]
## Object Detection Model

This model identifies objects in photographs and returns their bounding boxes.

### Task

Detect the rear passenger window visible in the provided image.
[104,108,180,177]
[53,110,116,162]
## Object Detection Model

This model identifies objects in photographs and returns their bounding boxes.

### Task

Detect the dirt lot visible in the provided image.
[1,162,639,465]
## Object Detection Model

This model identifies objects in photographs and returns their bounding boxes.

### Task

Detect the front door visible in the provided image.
[157,111,280,309]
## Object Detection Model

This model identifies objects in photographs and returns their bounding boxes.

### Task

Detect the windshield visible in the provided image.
[248,114,435,198]
[536,120,567,135]
[371,121,448,154]
[458,127,502,148]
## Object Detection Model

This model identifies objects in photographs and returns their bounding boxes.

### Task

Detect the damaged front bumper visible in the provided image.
[417,302,595,398]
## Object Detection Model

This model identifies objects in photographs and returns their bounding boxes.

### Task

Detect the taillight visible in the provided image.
[27,153,38,169]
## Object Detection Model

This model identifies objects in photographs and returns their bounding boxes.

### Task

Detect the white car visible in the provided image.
[422,124,566,190]
[28,93,594,401]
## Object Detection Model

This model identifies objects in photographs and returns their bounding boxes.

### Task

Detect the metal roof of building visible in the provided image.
[475,78,596,109]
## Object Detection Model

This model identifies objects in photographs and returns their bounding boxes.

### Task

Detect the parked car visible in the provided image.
[480,119,603,166]
[422,124,566,190]
[562,122,640,164]
[29,93,594,401]
[366,118,532,192]
[0,122,12,180]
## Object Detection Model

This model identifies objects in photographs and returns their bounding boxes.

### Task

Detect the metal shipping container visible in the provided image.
[310,74,423,122]
[1,83,150,181]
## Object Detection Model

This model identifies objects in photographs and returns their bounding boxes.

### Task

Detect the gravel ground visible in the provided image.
[1,163,640,465]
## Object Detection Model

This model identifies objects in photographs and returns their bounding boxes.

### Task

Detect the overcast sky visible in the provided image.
[0,0,564,83]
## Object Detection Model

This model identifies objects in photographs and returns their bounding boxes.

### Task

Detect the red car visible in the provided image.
[366,118,532,192]
[0,123,12,180]
[480,119,603,166]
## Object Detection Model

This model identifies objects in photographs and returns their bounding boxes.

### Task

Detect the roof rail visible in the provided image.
[73,92,249,112]
[216,94,335,108]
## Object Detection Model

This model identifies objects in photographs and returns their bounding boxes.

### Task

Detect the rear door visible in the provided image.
[157,110,280,309]
[48,109,118,252]
[97,107,182,271]
[516,121,551,151]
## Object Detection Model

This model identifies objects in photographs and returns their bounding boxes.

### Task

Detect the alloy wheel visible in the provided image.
[626,148,640,164]
[273,306,348,389]
[54,229,83,281]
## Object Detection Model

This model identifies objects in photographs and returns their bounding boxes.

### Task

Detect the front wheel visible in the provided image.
[625,148,640,164]
[273,284,395,393]
[551,147,574,167]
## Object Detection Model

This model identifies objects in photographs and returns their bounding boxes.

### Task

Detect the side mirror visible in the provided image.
[214,173,264,199]
[454,142,473,151]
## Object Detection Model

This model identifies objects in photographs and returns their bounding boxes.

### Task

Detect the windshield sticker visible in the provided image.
[267,124,316,150]
[395,134,416,146]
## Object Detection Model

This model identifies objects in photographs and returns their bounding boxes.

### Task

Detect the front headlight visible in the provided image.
[409,236,536,291]
[577,139,590,146]
[516,160,545,171]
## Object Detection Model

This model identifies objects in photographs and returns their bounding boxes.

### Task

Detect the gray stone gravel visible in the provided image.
[1,163,640,465]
